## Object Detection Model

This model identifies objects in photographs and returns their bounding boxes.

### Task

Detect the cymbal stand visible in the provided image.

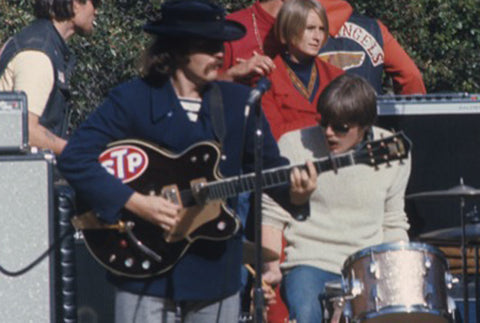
[460,194,469,322]
[476,244,479,322]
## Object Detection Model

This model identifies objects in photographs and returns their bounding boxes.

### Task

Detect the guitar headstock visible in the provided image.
[355,131,411,167]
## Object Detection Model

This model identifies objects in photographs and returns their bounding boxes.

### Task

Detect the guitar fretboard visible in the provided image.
[205,152,355,200]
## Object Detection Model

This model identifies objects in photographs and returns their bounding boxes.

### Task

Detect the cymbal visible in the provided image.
[406,184,480,200]
[242,240,280,264]
[418,224,480,243]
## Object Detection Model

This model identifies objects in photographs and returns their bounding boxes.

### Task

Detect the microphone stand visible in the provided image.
[252,96,265,323]
[242,77,271,322]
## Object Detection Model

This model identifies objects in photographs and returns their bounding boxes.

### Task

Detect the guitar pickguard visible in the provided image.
[79,140,240,278]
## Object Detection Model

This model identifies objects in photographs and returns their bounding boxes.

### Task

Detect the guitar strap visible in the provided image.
[208,82,241,209]
[208,83,238,302]
[208,83,226,147]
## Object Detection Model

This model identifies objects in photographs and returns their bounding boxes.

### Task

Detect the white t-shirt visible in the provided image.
[0,50,54,117]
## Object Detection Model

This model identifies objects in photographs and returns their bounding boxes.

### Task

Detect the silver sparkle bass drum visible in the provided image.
[341,241,454,323]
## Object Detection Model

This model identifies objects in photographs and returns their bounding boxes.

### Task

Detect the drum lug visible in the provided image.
[445,272,458,289]
[345,278,363,300]
[371,285,380,312]
[369,261,380,279]
[423,283,434,308]
[447,296,457,315]
[423,251,432,275]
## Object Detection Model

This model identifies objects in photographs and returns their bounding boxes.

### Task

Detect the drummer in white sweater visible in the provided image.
[261,74,411,323]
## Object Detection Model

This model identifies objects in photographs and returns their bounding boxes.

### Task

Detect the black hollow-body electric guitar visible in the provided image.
[72,132,411,278]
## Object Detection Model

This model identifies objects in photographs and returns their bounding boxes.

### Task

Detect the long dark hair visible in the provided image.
[140,35,193,87]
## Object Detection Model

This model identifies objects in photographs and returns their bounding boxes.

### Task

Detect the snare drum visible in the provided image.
[341,241,453,323]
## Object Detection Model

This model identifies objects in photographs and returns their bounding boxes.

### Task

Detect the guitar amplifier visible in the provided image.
[377,93,480,116]
[0,91,28,153]
[376,93,480,238]
[0,152,57,322]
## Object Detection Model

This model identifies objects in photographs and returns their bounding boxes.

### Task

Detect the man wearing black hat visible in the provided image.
[58,0,317,322]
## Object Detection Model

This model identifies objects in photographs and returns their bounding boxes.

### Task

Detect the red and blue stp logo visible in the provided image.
[99,145,149,183]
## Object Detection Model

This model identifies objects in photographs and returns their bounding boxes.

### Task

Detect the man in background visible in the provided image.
[0,0,100,154]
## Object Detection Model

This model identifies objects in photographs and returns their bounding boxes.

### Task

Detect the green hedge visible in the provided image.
[1,0,478,129]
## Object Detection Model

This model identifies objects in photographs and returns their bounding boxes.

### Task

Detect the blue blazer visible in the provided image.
[58,78,303,300]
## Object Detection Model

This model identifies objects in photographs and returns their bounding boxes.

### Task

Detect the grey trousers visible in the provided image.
[115,289,240,323]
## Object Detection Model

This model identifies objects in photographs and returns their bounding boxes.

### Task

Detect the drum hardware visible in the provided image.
[406,183,480,200]
[409,179,480,322]
[466,206,480,223]
[419,224,480,243]
[340,241,451,322]
[324,279,352,323]
[368,254,380,279]
[424,250,433,271]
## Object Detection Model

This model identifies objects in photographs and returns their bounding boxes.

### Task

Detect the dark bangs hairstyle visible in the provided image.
[317,74,377,128]
[34,0,101,21]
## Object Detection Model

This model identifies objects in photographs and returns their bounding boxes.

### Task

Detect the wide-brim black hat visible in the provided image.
[143,0,246,41]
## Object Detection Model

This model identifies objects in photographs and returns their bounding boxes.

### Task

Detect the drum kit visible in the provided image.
[323,181,480,323]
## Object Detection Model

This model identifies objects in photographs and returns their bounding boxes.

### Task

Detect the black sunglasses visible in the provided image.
[191,40,224,54]
[320,120,351,134]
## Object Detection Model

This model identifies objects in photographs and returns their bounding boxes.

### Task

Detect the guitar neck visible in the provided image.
[204,152,355,201]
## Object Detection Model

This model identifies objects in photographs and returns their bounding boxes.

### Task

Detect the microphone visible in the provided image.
[246,77,271,106]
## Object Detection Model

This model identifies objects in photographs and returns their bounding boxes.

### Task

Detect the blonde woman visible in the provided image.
[261,0,344,141]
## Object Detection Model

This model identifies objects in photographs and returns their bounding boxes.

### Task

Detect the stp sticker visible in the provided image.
[99,145,149,183]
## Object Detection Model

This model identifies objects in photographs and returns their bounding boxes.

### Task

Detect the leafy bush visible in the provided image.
[354,0,479,93]
[1,0,478,129]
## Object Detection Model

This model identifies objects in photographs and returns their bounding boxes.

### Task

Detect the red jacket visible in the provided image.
[262,56,344,141]
[225,0,426,94]
[223,1,281,82]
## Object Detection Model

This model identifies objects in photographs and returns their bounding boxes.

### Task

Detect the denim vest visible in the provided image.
[0,19,76,138]
[319,13,384,93]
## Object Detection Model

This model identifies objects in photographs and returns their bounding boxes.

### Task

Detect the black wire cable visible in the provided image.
[0,227,73,277]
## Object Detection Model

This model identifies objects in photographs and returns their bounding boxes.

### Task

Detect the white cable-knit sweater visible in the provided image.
[262,125,411,274]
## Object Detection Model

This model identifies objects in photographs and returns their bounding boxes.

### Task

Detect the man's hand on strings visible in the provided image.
[125,192,181,231]
[289,160,318,205]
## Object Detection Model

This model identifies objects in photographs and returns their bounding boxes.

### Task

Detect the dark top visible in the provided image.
[0,19,76,137]
[319,13,384,93]
[58,78,307,300]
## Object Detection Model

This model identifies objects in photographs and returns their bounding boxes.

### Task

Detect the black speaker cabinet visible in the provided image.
[75,241,115,323]
[0,152,56,322]
[377,95,480,238]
